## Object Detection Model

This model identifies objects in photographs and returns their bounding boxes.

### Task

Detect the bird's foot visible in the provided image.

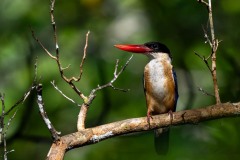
[147,111,153,128]
[168,110,173,125]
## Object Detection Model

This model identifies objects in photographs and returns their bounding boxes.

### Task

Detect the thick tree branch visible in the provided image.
[46,102,240,160]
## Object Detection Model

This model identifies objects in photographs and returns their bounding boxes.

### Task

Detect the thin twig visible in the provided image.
[197,0,209,6]
[0,95,4,145]
[110,84,130,92]
[0,94,5,144]
[34,57,38,83]
[31,28,57,60]
[66,30,90,82]
[194,51,212,72]
[113,59,119,78]
[197,87,214,97]
[208,0,215,42]
[36,84,61,140]
[51,81,80,106]
[0,59,39,158]
[92,55,133,95]
[5,58,38,116]
[202,25,212,47]
[0,93,7,160]
[197,0,209,11]
[5,86,35,116]
[78,31,90,81]
[50,0,59,59]
[5,109,19,135]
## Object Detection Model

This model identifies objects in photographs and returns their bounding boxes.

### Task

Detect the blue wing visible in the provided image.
[172,68,178,111]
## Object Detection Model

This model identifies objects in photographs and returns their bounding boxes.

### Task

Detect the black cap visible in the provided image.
[144,42,170,54]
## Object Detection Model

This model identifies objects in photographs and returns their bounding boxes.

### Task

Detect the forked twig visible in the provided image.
[91,55,133,97]
[77,55,133,130]
[196,0,221,104]
[31,28,57,60]
[194,51,211,72]
[32,0,133,133]
[5,58,38,116]
[197,0,209,7]
[32,0,89,102]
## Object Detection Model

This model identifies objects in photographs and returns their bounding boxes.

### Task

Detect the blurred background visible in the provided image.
[0,0,240,159]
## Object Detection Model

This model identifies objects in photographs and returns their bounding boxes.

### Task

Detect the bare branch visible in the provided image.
[47,102,240,160]
[197,86,214,97]
[197,0,209,7]
[77,55,133,131]
[31,28,57,60]
[0,93,7,160]
[0,59,39,159]
[64,31,91,82]
[0,94,15,160]
[109,84,130,92]
[93,55,133,94]
[202,25,212,47]
[5,58,38,116]
[207,0,221,104]
[50,0,59,59]
[51,81,80,106]
[113,59,119,77]
[5,86,35,116]
[78,31,90,81]
[197,0,221,104]
[0,94,4,144]
[32,1,90,103]
[194,51,212,72]
[5,108,19,135]
[36,84,61,140]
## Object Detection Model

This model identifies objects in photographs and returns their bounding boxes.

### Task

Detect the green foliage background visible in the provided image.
[0,0,240,159]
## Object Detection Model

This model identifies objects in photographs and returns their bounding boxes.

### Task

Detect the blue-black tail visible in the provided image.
[154,127,170,155]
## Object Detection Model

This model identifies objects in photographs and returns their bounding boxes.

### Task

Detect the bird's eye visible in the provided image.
[152,44,158,49]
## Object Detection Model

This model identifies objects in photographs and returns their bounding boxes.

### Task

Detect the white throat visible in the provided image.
[147,52,172,63]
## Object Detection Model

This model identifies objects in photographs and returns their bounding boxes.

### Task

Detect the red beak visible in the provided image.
[114,44,153,54]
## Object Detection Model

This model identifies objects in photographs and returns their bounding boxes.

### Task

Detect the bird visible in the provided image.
[114,42,178,155]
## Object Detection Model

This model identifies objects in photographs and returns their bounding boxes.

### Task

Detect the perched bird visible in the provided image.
[114,42,178,155]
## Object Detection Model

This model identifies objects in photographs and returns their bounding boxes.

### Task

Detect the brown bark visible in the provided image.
[46,102,240,160]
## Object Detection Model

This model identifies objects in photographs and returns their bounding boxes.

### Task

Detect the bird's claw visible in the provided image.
[168,110,173,125]
[147,111,153,128]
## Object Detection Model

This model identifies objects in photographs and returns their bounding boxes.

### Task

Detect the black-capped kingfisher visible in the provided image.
[114,42,178,155]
